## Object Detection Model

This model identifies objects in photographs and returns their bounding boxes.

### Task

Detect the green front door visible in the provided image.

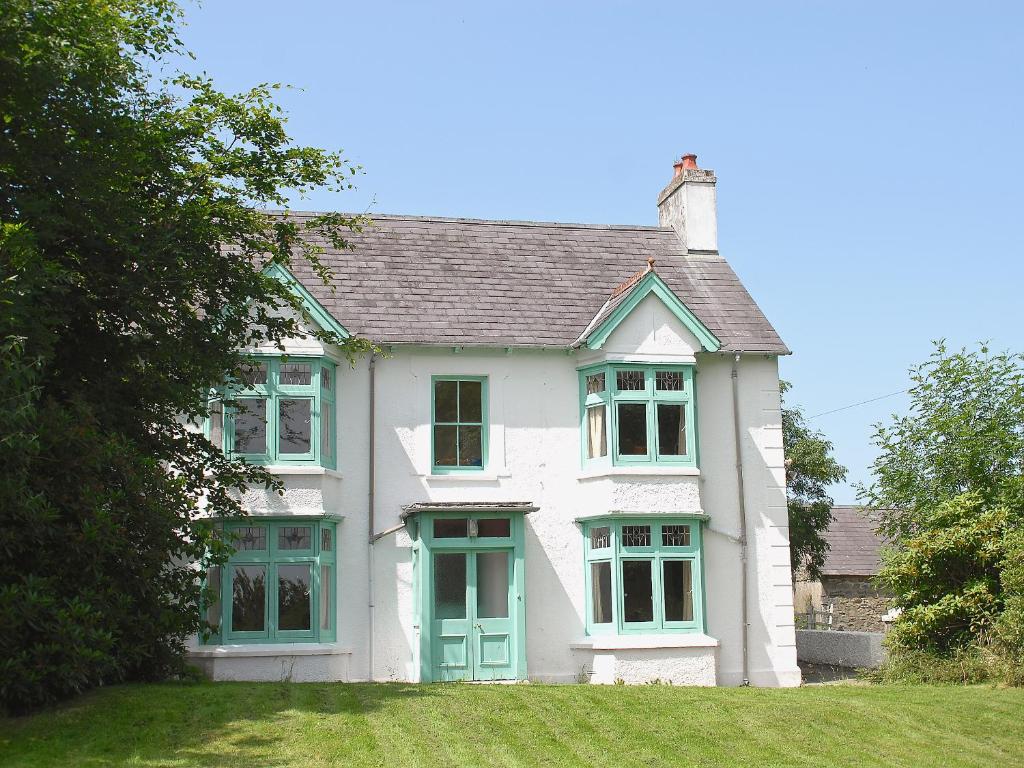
[431,549,515,681]
[417,512,527,683]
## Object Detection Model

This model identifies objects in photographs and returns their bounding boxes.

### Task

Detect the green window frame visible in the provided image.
[582,517,705,635]
[207,356,337,469]
[203,518,337,644]
[578,364,697,469]
[431,376,488,473]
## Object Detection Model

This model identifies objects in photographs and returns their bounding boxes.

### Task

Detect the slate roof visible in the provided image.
[283,213,789,353]
[821,506,889,577]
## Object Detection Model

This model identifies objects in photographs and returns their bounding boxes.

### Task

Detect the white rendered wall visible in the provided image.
[204,298,799,687]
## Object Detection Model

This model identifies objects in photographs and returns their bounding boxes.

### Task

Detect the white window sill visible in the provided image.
[578,466,701,480]
[189,642,352,658]
[419,470,510,483]
[570,633,719,651]
[263,465,343,479]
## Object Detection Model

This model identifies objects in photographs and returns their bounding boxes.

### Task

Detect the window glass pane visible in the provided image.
[586,405,607,459]
[622,560,654,623]
[656,371,684,391]
[278,564,311,631]
[209,400,223,449]
[621,525,651,547]
[459,380,482,422]
[240,361,268,387]
[205,566,221,631]
[231,565,265,632]
[589,526,610,550]
[279,362,312,386]
[234,398,267,454]
[320,565,332,631]
[663,560,694,622]
[320,405,331,459]
[433,518,468,538]
[591,562,612,624]
[458,425,483,467]
[320,366,332,391]
[586,372,606,395]
[433,425,458,466]
[279,399,312,454]
[657,404,686,456]
[477,518,511,537]
[435,380,458,422]
[234,526,266,551]
[476,551,509,619]
[616,370,645,391]
[278,526,311,550]
[662,524,691,547]
[617,403,648,456]
[434,553,467,619]
[321,527,332,552]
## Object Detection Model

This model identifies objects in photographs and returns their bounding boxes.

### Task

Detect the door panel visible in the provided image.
[472,550,515,680]
[432,553,471,681]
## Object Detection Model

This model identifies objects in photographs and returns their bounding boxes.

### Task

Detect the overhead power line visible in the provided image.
[806,389,908,420]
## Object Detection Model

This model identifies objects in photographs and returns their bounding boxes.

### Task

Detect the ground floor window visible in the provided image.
[204,518,337,644]
[582,516,704,635]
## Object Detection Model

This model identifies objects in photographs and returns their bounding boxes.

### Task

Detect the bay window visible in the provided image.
[208,356,337,468]
[579,364,696,468]
[204,518,337,644]
[583,517,705,635]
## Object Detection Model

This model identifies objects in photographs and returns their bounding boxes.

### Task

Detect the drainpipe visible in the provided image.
[367,353,377,682]
[731,352,750,687]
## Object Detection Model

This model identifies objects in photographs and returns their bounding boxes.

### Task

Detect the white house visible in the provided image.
[188,154,801,687]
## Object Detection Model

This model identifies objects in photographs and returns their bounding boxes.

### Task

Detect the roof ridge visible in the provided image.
[260,209,672,233]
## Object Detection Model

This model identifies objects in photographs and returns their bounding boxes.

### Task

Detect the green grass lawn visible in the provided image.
[1,682,1022,767]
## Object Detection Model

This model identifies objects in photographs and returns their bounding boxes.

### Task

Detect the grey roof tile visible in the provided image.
[282,213,789,353]
[822,506,890,577]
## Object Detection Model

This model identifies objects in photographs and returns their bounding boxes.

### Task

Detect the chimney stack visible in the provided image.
[657,153,718,253]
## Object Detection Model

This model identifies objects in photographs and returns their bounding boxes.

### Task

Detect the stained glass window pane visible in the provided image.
[240,361,268,387]
[586,372,606,395]
[663,560,694,622]
[205,566,221,631]
[458,425,483,467]
[278,526,311,550]
[321,366,332,391]
[320,405,331,459]
[662,524,691,547]
[235,526,266,551]
[277,564,311,630]
[477,518,511,537]
[231,565,265,632]
[279,399,312,454]
[320,565,332,630]
[586,405,607,459]
[279,363,312,386]
[321,527,332,551]
[621,525,651,547]
[616,370,645,391]
[434,381,458,422]
[208,400,223,449]
[589,526,611,550]
[459,380,482,422]
[656,371,684,391]
[233,398,267,454]
[617,403,648,456]
[657,403,686,456]
[434,553,467,620]
[622,560,654,623]
[591,562,612,624]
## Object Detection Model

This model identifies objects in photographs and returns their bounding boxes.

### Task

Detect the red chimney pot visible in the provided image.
[681,153,698,170]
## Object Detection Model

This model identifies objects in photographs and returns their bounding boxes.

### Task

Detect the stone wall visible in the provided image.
[796,630,886,669]
[823,596,892,633]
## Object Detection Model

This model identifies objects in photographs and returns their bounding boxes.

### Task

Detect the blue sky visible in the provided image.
[175,1,1023,501]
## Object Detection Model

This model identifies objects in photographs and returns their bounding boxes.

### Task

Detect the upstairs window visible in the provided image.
[579,364,696,468]
[432,376,487,472]
[208,357,337,468]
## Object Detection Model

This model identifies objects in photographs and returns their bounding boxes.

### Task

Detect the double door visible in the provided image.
[431,549,515,681]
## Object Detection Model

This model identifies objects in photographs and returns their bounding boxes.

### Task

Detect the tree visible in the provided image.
[781,381,848,581]
[860,343,1024,655]
[0,0,371,712]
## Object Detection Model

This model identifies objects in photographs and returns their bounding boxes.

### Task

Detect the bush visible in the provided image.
[866,643,1024,687]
